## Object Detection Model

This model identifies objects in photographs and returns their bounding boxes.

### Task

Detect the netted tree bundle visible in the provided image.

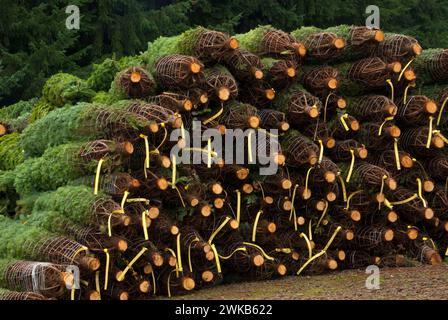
[328,112,360,139]
[388,187,434,223]
[0,288,49,300]
[291,26,345,62]
[261,58,298,89]
[21,102,153,157]
[257,109,290,132]
[274,83,321,126]
[218,101,260,129]
[113,66,155,99]
[0,216,98,269]
[281,130,320,167]
[428,189,448,220]
[303,122,335,149]
[177,27,239,62]
[309,157,339,185]
[178,87,210,108]
[236,25,306,60]
[203,65,238,102]
[409,241,442,265]
[346,95,397,122]
[356,121,400,150]
[0,258,68,298]
[14,141,129,196]
[371,149,413,175]
[222,49,264,82]
[400,126,445,157]
[147,92,194,113]
[336,57,402,96]
[351,226,394,250]
[375,33,422,63]
[31,186,124,230]
[328,139,368,162]
[297,252,339,275]
[239,80,276,108]
[68,172,139,197]
[425,155,448,181]
[42,73,95,107]
[154,54,205,89]
[341,250,381,268]
[396,95,438,126]
[340,161,397,191]
[300,65,339,97]
[218,241,268,274]
[414,49,448,84]
[115,100,183,129]
[86,58,120,92]
[0,133,25,171]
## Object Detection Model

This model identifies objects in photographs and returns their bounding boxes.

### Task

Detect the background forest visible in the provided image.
[1,0,447,106]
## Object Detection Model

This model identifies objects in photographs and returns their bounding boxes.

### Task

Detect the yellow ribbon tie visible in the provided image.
[378,116,395,136]
[126,198,150,204]
[120,191,130,211]
[318,139,324,164]
[71,246,88,264]
[389,194,418,206]
[93,158,104,195]
[393,138,401,171]
[168,183,186,207]
[235,190,241,224]
[398,59,414,81]
[403,83,415,105]
[165,248,179,276]
[275,248,292,254]
[340,114,350,131]
[219,247,247,260]
[208,216,231,244]
[243,242,275,261]
[437,96,448,126]
[316,200,329,230]
[345,190,363,210]
[323,93,333,122]
[95,271,101,300]
[289,185,299,221]
[426,116,434,148]
[300,233,313,259]
[211,244,222,273]
[346,149,355,183]
[203,105,224,125]
[118,247,148,281]
[176,233,183,273]
[107,213,113,237]
[305,167,313,196]
[416,178,428,207]
[386,79,394,102]
[308,220,313,241]
[434,130,448,144]
[338,175,347,202]
[142,211,149,240]
[139,134,150,169]
[251,210,263,242]
[103,249,110,290]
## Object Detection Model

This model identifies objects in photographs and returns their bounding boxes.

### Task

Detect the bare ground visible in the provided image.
[176,264,448,300]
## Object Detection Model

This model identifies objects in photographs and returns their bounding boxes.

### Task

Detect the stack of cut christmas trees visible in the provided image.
[0,24,447,300]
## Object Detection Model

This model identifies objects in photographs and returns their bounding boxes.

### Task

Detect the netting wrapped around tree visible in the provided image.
[218,101,260,129]
[281,130,320,167]
[400,126,445,157]
[336,57,402,96]
[303,122,336,149]
[236,25,306,60]
[239,80,276,108]
[300,66,339,97]
[261,58,299,89]
[203,65,238,102]
[356,121,400,150]
[177,27,239,62]
[375,33,422,63]
[425,155,448,181]
[388,187,434,223]
[346,95,397,122]
[328,139,368,162]
[0,258,68,298]
[113,66,156,99]
[222,49,264,82]
[154,54,205,89]
[396,95,438,126]
[274,83,321,126]
[291,27,345,62]
[340,161,397,191]
[0,288,49,300]
[414,49,448,84]
[147,93,193,113]
[258,109,290,132]
[68,172,139,197]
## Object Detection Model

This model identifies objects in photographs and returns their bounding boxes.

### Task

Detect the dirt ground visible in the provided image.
[176,264,448,300]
